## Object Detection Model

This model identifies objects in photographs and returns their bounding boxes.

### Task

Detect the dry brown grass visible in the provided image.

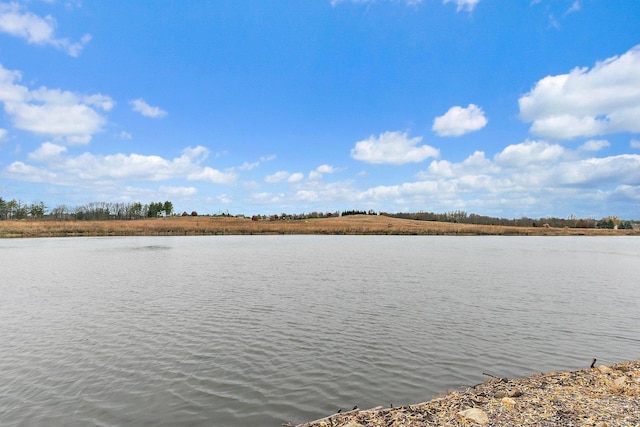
[1,215,638,238]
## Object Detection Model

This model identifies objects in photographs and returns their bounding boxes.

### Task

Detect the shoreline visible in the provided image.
[2,215,639,238]
[292,359,640,427]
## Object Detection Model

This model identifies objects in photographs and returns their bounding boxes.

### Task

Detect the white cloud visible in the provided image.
[0,63,113,144]
[247,191,286,205]
[265,171,290,184]
[351,131,439,164]
[519,45,640,140]
[556,155,640,187]
[241,137,640,217]
[308,171,321,180]
[494,140,565,168]
[423,150,497,179]
[288,172,304,183]
[188,167,236,184]
[217,194,232,204]
[159,186,198,197]
[239,154,276,171]
[442,0,480,12]
[28,141,67,161]
[631,139,640,149]
[0,2,90,56]
[130,98,167,118]
[6,144,236,185]
[309,164,337,180]
[316,164,335,174]
[580,139,609,152]
[0,128,7,141]
[372,142,640,215]
[432,104,488,137]
[564,1,581,15]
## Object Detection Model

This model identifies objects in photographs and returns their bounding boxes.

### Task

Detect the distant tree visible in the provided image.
[619,220,633,230]
[51,205,69,221]
[0,197,6,220]
[163,200,173,217]
[147,202,164,217]
[596,218,615,229]
[191,211,198,216]
[29,201,46,218]
[128,202,143,220]
[10,200,28,219]
[6,199,18,219]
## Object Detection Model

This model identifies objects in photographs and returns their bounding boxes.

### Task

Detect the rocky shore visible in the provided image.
[291,359,640,427]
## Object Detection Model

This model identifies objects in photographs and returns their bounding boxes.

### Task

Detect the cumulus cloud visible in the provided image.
[432,104,488,137]
[239,154,276,171]
[351,131,439,164]
[5,144,236,185]
[130,98,167,118]
[631,139,640,149]
[187,167,236,184]
[442,0,480,12]
[240,137,640,217]
[288,172,304,183]
[494,140,564,168]
[316,164,336,174]
[519,45,640,140]
[399,141,640,214]
[580,139,609,152]
[265,171,290,184]
[264,170,305,184]
[0,63,113,143]
[0,128,7,141]
[309,164,337,180]
[28,141,67,161]
[0,2,91,56]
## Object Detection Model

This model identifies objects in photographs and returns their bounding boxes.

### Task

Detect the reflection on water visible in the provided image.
[1,236,639,426]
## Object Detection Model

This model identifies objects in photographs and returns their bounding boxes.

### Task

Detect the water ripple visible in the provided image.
[1,236,639,426]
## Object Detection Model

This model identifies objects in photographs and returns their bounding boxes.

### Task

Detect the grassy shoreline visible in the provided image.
[1,215,638,238]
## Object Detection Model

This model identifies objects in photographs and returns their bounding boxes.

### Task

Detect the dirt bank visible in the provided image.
[292,359,640,427]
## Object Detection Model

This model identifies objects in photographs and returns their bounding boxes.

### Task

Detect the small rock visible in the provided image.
[613,376,626,387]
[508,389,523,397]
[457,408,489,425]
[501,397,516,409]
[597,365,613,374]
[495,389,522,398]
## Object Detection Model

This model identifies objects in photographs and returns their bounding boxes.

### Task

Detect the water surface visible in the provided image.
[1,236,638,426]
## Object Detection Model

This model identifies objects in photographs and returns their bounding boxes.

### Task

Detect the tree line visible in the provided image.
[0,196,635,229]
[0,197,174,221]
[383,210,634,229]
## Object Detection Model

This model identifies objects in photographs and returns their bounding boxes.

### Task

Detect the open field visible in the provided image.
[1,215,638,238]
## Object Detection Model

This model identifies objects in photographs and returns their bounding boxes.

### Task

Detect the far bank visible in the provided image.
[1,215,639,238]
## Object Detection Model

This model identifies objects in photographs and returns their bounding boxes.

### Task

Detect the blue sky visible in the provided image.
[1,0,639,218]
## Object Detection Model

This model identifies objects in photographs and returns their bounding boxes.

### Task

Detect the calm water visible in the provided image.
[1,236,638,426]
